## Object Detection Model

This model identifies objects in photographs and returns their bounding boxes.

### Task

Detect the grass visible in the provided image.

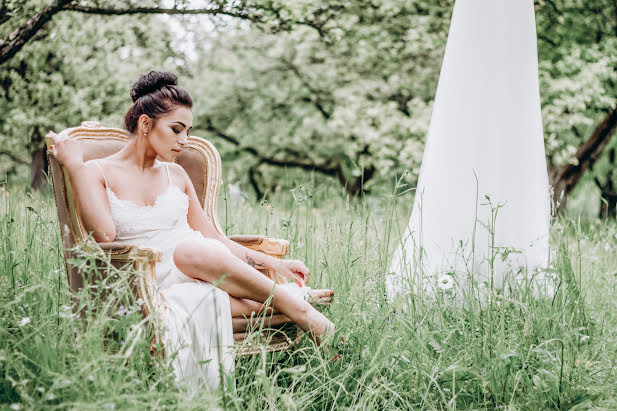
[1,180,617,410]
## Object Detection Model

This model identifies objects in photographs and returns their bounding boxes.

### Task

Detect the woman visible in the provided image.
[52,71,334,388]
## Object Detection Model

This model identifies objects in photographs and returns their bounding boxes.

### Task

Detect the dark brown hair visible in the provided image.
[124,71,193,133]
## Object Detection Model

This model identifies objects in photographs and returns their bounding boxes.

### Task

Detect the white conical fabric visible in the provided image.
[387,0,551,298]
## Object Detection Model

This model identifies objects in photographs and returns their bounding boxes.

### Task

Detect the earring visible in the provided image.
[144,131,148,138]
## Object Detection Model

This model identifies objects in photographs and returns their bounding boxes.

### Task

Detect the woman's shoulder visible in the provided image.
[84,156,121,170]
[78,159,109,186]
[162,161,191,187]
[165,161,188,178]
[84,157,120,175]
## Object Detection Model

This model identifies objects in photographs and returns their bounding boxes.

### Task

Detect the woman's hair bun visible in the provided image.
[130,71,178,102]
[124,71,192,132]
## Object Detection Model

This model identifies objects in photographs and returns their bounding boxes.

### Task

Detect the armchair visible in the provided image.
[46,121,301,357]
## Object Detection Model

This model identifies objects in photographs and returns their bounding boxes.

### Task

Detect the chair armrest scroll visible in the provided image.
[228,235,289,258]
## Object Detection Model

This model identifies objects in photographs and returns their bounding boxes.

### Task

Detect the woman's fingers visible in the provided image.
[295,262,310,284]
[277,260,311,286]
[53,137,84,170]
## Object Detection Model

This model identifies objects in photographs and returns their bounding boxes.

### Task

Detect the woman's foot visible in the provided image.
[308,288,334,307]
[302,305,335,346]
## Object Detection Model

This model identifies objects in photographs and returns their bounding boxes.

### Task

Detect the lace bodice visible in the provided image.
[93,161,194,254]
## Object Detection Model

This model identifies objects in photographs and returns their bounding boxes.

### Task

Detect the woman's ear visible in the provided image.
[137,114,152,136]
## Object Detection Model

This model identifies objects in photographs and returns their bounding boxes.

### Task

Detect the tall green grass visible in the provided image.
[1,181,617,409]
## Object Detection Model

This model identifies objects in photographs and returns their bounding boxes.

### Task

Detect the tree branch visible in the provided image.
[0,0,73,65]
[0,149,29,165]
[551,105,617,213]
[0,5,11,26]
[202,117,374,196]
[0,1,341,65]
[203,117,341,175]
[1,1,260,65]
[280,58,332,119]
[594,176,617,198]
[61,4,257,21]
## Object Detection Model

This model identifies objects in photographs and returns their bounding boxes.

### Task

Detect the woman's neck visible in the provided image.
[117,134,158,171]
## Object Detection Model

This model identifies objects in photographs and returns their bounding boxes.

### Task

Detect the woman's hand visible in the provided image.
[51,132,84,172]
[276,259,310,286]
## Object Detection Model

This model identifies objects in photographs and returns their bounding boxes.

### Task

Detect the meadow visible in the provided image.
[1,181,616,410]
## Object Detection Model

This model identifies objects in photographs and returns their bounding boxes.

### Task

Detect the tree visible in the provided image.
[0,1,258,66]
[1,0,616,214]
[187,0,617,205]
[0,0,364,189]
[0,10,186,187]
[186,0,452,197]
[536,0,617,214]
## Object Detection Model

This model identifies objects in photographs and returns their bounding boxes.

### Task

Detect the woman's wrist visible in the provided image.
[262,254,281,271]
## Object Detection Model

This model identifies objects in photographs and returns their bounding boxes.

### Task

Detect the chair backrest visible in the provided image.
[46,121,225,291]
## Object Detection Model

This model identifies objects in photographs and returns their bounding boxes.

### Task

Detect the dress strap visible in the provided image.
[93,160,109,189]
[164,163,172,186]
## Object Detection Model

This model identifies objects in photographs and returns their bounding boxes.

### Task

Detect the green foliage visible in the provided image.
[0,0,616,205]
[0,7,185,176]
[184,0,617,199]
[536,0,617,168]
[186,0,453,195]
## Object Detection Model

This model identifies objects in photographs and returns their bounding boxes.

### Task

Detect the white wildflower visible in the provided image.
[18,317,30,327]
[59,305,75,320]
[437,275,454,291]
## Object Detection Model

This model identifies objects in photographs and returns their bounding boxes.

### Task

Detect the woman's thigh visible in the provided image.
[173,237,233,284]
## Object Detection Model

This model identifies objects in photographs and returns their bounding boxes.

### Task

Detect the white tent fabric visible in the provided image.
[387,0,551,298]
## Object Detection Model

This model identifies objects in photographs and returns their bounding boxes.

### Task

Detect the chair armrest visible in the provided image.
[228,235,289,258]
[97,241,162,263]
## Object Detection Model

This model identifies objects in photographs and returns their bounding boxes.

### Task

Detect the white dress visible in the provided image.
[94,161,235,389]
[387,0,551,298]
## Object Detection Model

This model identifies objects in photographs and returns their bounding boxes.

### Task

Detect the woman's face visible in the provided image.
[145,106,193,162]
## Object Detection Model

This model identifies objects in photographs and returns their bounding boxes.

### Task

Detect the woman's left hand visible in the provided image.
[277,259,310,286]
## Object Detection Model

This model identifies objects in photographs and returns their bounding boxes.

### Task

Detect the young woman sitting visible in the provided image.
[52,71,334,388]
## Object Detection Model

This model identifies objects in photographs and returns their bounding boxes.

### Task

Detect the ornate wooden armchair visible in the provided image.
[46,121,301,356]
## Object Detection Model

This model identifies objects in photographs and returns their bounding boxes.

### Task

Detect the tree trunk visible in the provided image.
[596,148,617,218]
[30,146,48,189]
[550,106,617,214]
[599,183,617,218]
[248,164,265,200]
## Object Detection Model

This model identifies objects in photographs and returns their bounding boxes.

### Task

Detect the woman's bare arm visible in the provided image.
[53,136,116,242]
[178,165,310,284]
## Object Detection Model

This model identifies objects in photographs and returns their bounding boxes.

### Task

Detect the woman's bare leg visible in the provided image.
[229,292,332,334]
[230,297,277,317]
[231,312,291,333]
[174,240,334,341]
[230,288,334,318]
